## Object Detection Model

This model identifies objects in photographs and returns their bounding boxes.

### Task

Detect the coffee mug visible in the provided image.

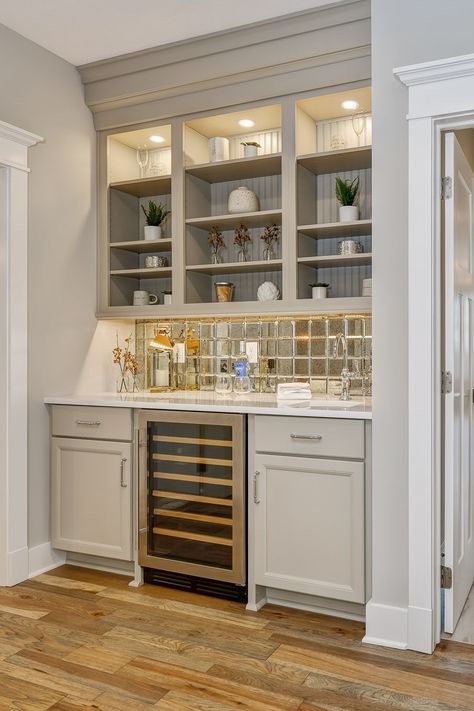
[133,290,158,306]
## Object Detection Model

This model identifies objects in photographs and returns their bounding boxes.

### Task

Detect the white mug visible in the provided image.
[133,290,158,306]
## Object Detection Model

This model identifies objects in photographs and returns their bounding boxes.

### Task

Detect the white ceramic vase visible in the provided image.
[228,186,259,214]
[144,225,162,241]
[243,144,258,158]
[339,205,359,223]
[312,286,328,299]
[209,136,230,162]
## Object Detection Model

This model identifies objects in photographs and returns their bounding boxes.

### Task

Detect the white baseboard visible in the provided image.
[5,546,29,586]
[407,604,436,653]
[28,542,66,578]
[363,599,408,649]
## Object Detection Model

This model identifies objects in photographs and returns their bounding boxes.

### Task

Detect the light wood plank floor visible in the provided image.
[0,566,473,710]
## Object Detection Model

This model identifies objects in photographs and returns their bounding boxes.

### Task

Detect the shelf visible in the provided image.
[152,526,233,547]
[296,296,372,311]
[298,253,372,268]
[186,209,282,231]
[109,175,172,197]
[298,220,372,239]
[185,154,282,183]
[186,259,283,275]
[109,239,172,253]
[154,508,232,526]
[110,267,172,278]
[297,147,372,175]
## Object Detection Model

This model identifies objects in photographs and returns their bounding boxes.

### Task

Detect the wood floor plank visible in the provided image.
[0,566,472,710]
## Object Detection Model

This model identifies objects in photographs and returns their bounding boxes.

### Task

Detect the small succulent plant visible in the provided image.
[141,200,170,226]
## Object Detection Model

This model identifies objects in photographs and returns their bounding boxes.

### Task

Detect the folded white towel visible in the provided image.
[277,382,312,400]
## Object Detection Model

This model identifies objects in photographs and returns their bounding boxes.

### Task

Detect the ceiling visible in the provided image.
[0,0,338,67]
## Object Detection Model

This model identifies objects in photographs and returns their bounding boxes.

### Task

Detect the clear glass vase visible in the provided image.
[237,245,249,262]
[116,371,132,393]
[211,249,222,264]
[263,244,276,261]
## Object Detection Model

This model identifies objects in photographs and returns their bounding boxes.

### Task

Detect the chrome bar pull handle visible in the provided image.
[253,471,260,504]
[75,419,102,426]
[120,458,128,488]
[290,434,323,441]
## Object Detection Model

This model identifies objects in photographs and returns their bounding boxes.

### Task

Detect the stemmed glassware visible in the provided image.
[136,145,149,178]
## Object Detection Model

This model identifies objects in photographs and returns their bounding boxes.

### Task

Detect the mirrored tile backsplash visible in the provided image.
[135,315,372,396]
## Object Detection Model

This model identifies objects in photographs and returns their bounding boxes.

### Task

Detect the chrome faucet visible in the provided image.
[333,332,356,401]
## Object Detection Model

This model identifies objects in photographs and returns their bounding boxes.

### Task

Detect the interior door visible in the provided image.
[443,132,474,632]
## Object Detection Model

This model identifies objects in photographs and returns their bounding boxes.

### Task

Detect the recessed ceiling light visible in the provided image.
[149,135,165,143]
[341,100,359,111]
[238,119,255,128]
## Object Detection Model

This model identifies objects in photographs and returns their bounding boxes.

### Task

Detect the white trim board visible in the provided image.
[394,54,474,653]
[28,543,66,578]
[0,122,42,587]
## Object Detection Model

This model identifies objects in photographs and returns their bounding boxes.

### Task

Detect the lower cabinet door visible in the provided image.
[51,437,132,560]
[253,453,365,603]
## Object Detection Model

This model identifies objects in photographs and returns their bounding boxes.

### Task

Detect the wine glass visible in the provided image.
[136,145,149,178]
[351,112,366,146]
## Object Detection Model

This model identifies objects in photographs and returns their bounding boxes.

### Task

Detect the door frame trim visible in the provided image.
[0,120,42,586]
[395,53,474,653]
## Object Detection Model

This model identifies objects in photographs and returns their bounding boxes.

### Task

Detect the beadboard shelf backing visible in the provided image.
[185,154,282,183]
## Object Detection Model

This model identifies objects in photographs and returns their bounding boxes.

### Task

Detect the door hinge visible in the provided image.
[441,565,452,589]
[441,176,452,200]
[441,370,453,394]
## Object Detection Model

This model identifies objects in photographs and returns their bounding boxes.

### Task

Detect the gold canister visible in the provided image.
[215,282,234,302]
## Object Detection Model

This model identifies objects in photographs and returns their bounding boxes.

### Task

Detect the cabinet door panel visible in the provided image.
[51,437,132,560]
[254,454,365,602]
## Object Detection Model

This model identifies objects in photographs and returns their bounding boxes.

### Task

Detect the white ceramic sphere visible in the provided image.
[257,281,280,301]
[228,186,259,214]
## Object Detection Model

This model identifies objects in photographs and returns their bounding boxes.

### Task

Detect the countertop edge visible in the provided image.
[44,395,372,420]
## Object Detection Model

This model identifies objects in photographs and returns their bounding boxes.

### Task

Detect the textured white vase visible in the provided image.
[312,286,328,299]
[339,205,359,223]
[209,137,229,162]
[228,186,259,214]
[257,281,280,301]
[144,225,162,241]
[243,144,258,158]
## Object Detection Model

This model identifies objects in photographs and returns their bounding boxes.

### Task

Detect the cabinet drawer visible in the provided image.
[51,405,133,441]
[255,415,364,459]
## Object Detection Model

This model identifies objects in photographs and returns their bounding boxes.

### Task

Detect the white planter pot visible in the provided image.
[144,225,162,241]
[228,186,259,214]
[339,205,359,223]
[209,136,229,162]
[312,286,328,299]
[243,144,258,158]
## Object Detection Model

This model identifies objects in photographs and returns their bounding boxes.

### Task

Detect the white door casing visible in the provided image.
[395,54,474,653]
[0,120,42,586]
[443,132,474,633]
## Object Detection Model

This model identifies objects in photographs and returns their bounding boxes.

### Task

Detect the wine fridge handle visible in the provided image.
[120,458,128,488]
[253,471,260,504]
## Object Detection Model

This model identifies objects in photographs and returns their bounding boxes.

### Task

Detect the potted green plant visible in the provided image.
[309,282,330,299]
[141,200,170,240]
[241,141,261,158]
[335,176,360,222]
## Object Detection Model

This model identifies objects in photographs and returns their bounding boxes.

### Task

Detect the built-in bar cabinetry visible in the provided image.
[98,87,372,317]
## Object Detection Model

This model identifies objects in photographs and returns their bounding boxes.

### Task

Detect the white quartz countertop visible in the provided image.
[44,391,372,420]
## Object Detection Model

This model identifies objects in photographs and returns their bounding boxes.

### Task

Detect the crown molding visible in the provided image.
[78,0,370,128]
[394,53,474,87]
[0,120,43,147]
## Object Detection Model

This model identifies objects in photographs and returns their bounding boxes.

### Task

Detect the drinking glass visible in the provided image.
[233,375,251,395]
[136,145,149,178]
[215,374,232,395]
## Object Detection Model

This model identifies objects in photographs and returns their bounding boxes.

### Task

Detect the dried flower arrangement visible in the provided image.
[233,223,252,247]
[113,333,139,392]
[208,225,225,263]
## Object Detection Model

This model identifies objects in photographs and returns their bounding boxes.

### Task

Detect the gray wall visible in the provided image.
[371,0,474,614]
[0,24,97,549]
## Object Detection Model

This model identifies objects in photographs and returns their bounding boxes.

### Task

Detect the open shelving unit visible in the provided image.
[98,86,373,316]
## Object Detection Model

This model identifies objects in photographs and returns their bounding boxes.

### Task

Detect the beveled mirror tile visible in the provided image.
[311,339,327,357]
[348,338,363,357]
[363,336,372,357]
[364,318,372,336]
[230,323,245,339]
[310,377,327,394]
[136,323,144,340]
[347,319,364,336]
[171,322,185,339]
[261,340,276,357]
[278,339,293,357]
[295,358,309,376]
[328,378,341,396]
[200,357,215,374]
[261,321,277,338]
[145,323,156,339]
[200,340,215,357]
[329,319,345,336]
[216,321,229,338]
[200,323,215,339]
[278,320,294,338]
[329,358,343,376]
[216,339,230,357]
[245,322,261,339]
[277,358,293,376]
[231,340,244,356]
[311,319,328,337]
[295,320,309,338]
[311,358,328,376]
[296,338,309,356]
